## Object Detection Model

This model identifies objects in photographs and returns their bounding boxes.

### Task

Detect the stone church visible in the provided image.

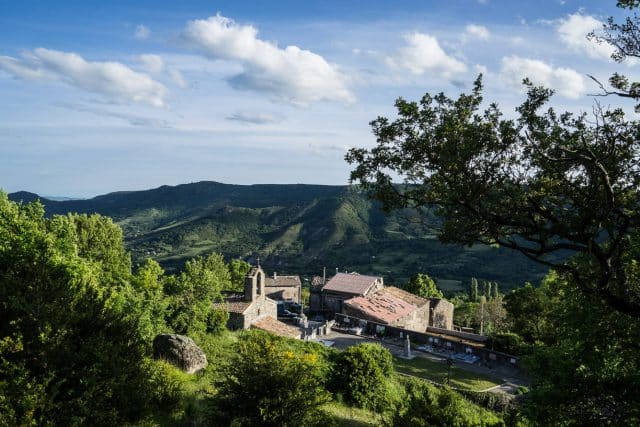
[214,265,278,330]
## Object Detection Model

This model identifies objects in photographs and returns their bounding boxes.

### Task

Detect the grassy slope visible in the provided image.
[149,332,499,426]
[9,181,549,291]
[393,356,501,391]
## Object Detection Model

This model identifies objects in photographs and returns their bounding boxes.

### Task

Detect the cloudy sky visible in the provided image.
[0,0,634,197]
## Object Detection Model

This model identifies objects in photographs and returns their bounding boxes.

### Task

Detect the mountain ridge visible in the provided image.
[7,181,548,293]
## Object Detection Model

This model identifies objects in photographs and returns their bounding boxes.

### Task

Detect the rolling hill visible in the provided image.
[8,181,549,293]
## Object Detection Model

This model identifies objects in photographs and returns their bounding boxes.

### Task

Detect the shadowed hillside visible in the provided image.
[9,181,548,292]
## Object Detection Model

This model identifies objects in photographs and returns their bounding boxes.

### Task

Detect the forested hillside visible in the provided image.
[9,181,547,292]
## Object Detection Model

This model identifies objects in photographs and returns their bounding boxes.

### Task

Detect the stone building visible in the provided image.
[309,275,325,313]
[429,298,455,330]
[264,272,301,303]
[251,316,302,339]
[343,287,430,332]
[318,273,384,316]
[214,265,277,330]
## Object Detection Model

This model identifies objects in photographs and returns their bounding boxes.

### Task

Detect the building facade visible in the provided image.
[343,286,430,332]
[317,273,384,316]
[264,272,301,302]
[214,265,277,330]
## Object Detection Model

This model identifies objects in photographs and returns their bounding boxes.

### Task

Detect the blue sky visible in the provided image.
[0,0,634,197]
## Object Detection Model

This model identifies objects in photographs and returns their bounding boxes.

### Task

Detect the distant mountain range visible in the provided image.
[8,181,548,293]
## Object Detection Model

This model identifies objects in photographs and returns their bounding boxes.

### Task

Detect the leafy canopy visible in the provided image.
[0,194,165,425]
[404,273,443,298]
[347,77,640,318]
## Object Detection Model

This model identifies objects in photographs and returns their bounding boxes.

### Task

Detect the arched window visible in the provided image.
[256,272,262,295]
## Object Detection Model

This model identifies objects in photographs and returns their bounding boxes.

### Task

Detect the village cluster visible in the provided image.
[214,265,519,368]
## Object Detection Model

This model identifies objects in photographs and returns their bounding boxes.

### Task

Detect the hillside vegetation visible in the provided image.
[10,181,547,292]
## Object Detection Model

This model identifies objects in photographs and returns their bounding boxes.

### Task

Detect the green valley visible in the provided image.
[10,181,548,292]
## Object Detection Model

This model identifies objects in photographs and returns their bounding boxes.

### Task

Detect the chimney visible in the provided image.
[335,267,339,275]
[273,271,277,279]
[323,267,326,285]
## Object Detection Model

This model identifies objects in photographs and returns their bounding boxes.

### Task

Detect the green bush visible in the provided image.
[395,377,505,427]
[331,343,402,414]
[210,330,331,426]
[0,195,161,425]
[487,332,529,356]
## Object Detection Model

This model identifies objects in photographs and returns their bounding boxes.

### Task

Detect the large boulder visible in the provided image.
[153,334,208,374]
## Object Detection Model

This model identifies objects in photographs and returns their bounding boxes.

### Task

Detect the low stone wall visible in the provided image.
[427,326,488,343]
[335,313,519,370]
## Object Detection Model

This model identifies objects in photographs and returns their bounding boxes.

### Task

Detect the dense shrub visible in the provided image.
[487,332,529,356]
[331,343,402,414]
[0,195,162,425]
[395,377,505,427]
[211,330,331,426]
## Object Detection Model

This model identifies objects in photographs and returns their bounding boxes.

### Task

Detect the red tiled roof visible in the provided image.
[265,275,301,287]
[251,316,301,339]
[213,293,251,314]
[344,290,416,324]
[384,286,429,307]
[322,273,380,296]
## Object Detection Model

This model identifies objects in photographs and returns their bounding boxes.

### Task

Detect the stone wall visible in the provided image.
[334,313,520,370]
[242,298,277,328]
[265,286,299,302]
[401,302,430,332]
[322,292,348,316]
[429,298,454,330]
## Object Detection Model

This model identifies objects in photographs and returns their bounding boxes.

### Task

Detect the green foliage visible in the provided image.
[454,301,479,329]
[164,253,231,336]
[15,182,551,292]
[522,269,640,425]
[470,278,479,302]
[0,193,159,425]
[131,259,168,342]
[227,258,251,291]
[66,213,132,284]
[331,343,401,414]
[394,377,504,427]
[346,76,640,318]
[404,273,443,298]
[487,332,529,356]
[211,330,331,426]
[504,283,550,342]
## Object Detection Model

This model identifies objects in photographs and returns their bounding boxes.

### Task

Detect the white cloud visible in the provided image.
[463,24,490,42]
[169,69,188,88]
[387,32,467,78]
[59,103,171,127]
[0,48,167,107]
[135,24,150,40]
[180,13,354,106]
[499,55,586,99]
[138,54,164,73]
[227,111,284,125]
[557,14,615,61]
[474,64,488,76]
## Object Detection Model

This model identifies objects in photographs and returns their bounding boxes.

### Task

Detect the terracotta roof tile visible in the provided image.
[322,273,381,296]
[251,316,301,339]
[214,293,251,314]
[344,291,416,324]
[265,275,301,287]
[383,286,428,307]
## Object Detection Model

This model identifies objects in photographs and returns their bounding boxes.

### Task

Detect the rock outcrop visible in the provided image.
[152,334,207,374]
